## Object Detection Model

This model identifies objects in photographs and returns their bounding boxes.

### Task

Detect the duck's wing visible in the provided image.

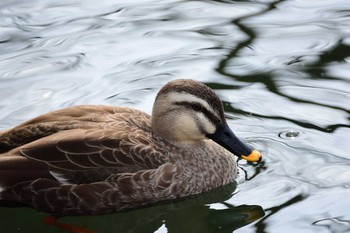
[14,127,169,184]
[0,105,168,185]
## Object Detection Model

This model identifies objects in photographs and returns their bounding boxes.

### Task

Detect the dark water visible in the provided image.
[0,0,349,232]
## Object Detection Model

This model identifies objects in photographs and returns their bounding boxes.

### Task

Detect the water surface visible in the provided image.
[0,0,349,232]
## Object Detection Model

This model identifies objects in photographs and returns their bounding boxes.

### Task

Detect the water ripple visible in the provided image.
[0,52,85,79]
[314,218,350,232]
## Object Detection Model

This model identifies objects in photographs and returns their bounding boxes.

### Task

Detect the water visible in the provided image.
[0,0,349,232]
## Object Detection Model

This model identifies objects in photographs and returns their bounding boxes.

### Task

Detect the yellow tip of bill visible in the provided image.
[242,150,262,162]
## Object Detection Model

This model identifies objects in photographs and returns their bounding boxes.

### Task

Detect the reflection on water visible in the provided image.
[0,0,350,232]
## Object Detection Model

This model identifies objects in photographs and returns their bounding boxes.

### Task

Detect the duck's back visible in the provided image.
[0,105,152,152]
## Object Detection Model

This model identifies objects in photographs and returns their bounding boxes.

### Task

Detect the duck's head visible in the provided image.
[151,79,262,162]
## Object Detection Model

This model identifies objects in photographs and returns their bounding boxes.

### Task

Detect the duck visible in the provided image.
[0,79,261,215]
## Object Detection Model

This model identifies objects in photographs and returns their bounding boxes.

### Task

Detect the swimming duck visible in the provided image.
[0,79,261,215]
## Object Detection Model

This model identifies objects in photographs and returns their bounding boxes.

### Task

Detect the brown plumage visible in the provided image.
[0,79,261,215]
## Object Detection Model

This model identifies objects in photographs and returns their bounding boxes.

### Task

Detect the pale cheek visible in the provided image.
[174,114,204,140]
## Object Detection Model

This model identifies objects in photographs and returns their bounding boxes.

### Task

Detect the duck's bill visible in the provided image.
[207,123,262,162]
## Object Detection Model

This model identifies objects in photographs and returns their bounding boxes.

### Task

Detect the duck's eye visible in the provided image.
[174,101,204,112]
[190,103,203,112]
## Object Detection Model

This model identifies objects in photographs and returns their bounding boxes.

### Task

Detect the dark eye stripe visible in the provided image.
[174,101,221,125]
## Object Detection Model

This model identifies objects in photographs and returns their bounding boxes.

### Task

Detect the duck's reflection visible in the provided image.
[61,182,265,233]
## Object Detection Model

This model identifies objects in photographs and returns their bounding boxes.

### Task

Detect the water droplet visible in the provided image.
[279,130,301,139]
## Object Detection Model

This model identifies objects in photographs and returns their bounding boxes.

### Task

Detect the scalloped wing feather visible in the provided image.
[1,105,168,185]
[1,163,182,214]
[16,128,168,184]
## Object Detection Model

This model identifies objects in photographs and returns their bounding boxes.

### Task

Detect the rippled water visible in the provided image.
[0,0,350,232]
